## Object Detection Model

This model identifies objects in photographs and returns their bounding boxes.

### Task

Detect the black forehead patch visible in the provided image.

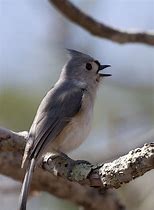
[94,60,100,67]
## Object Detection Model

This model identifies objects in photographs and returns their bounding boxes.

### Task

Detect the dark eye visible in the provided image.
[86,63,92,70]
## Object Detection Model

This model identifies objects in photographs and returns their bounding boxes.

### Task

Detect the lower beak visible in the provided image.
[98,64,111,77]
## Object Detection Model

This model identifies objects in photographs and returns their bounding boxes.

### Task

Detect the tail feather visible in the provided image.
[18,158,35,210]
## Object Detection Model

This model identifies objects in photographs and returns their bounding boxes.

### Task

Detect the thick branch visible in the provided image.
[42,142,154,188]
[0,127,124,210]
[0,127,154,188]
[48,0,154,46]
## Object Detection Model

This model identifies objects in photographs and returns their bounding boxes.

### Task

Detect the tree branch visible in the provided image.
[0,127,124,210]
[1,126,153,189]
[0,128,154,209]
[42,142,154,188]
[48,0,154,46]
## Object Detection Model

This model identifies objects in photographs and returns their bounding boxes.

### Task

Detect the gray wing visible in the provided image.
[28,83,85,159]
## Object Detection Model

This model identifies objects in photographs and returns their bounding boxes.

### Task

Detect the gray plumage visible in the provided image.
[29,82,85,159]
[18,49,111,210]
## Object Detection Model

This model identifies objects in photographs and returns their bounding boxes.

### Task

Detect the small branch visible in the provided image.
[48,0,154,46]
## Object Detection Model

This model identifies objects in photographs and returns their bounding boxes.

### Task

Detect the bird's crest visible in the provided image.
[66,49,93,61]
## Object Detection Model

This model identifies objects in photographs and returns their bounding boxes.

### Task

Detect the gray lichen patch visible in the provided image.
[70,162,92,182]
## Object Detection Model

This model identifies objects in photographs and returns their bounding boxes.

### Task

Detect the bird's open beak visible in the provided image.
[98,64,111,77]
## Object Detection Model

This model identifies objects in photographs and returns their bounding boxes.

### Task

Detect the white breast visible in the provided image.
[52,93,94,153]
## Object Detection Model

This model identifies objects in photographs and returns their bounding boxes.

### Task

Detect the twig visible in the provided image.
[48,0,154,46]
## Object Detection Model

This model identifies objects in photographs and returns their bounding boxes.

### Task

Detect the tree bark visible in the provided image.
[1,127,154,209]
[0,127,124,210]
[48,0,154,46]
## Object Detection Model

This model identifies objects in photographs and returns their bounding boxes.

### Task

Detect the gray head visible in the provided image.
[60,49,111,89]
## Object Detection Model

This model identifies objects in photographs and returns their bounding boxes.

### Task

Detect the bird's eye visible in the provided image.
[86,63,92,70]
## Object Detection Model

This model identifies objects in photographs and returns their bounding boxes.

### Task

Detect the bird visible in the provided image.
[18,49,111,210]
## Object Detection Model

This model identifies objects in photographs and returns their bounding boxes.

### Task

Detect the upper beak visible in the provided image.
[98,64,111,77]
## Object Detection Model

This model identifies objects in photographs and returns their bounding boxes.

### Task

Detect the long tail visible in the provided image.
[18,158,36,210]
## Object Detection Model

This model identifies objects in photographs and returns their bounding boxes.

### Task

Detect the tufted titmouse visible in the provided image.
[18,49,111,210]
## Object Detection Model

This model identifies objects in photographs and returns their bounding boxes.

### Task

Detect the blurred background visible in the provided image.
[0,0,154,210]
